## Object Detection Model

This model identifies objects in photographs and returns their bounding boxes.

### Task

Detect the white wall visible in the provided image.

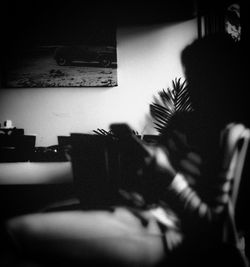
[0,19,197,147]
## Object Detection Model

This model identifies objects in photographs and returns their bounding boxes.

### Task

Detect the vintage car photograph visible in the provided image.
[1,2,118,88]
[54,45,116,68]
[2,45,117,88]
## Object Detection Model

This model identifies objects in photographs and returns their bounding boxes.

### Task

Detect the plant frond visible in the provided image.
[93,128,114,137]
[150,77,193,135]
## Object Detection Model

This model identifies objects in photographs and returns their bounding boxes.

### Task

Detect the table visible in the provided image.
[0,162,73,184]
[0,162,76,219]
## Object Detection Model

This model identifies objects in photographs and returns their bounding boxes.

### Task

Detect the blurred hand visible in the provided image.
[140,130,202,187]
[138,142,177,187]
[165,130,202,185]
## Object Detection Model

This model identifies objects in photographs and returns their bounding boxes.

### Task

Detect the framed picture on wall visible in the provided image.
[1,2,117,88]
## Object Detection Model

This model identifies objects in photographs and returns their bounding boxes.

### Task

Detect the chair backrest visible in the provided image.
[220,123,250,266]
[70,133,123,209]
[221,123,250,211]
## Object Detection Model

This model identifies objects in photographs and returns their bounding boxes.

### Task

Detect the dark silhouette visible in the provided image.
[151,33,249,266]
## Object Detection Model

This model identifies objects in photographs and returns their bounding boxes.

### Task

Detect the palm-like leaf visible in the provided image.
[93,128,139,138]
[150,77,193,135]
[93,128,113,136]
